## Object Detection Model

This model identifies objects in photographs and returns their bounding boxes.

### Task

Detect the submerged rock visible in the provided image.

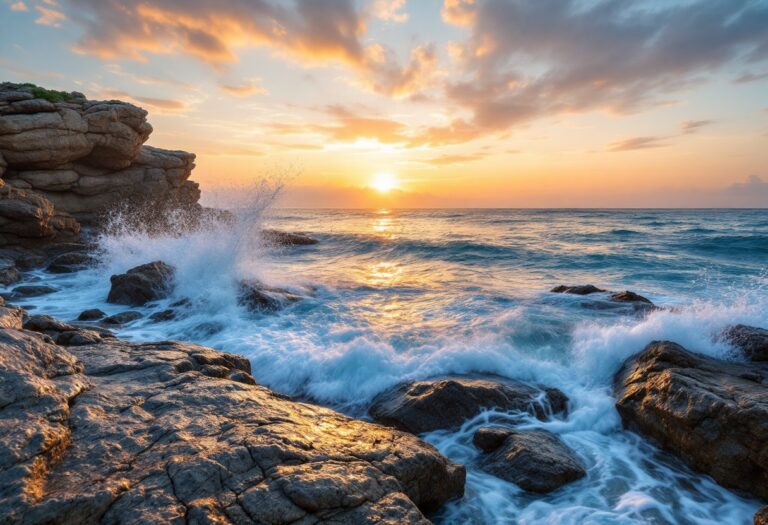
[0,314,465,523]
[237,279,302,313]
[369,377,568,434]
[101,310,143,326]
[614,341,768,500]
[473,428,586,493]
[722,324,768,361]
[609,290,653,305]
[8,284,58,298]
[46,251,94,273]
[261,229,319,247]
[551,284,605,295]
[107,261,175,306]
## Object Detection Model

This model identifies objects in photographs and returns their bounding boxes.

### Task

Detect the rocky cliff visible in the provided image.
[0,82,200,246]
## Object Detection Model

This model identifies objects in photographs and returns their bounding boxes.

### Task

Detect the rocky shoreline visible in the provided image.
[1,84,767,524]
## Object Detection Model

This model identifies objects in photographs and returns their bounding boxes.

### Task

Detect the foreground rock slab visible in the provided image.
[370,377,568,434]
[614,341,768,500]
[0,317,464,524]
[472,428,586,493]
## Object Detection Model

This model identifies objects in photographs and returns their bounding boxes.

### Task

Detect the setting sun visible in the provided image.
[371,172,397,193]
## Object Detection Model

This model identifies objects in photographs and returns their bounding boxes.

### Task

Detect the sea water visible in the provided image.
[10,207,768,524]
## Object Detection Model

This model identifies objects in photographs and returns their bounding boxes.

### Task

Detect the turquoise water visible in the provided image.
[11,208,768,524]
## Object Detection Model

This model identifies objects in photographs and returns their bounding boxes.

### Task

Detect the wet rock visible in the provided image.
[77,308,106,321]
[614,341,768,500]
[22,314,75,334]
[149,308,176,322]
[107,261,175,306]
[722,324,768,361]
[756,506,768,525]
[9,284,58,298]
[0,305,24,328]
[101,311,143,326]
[550,284,606,295]
[262,229,319,247]
[56,329,102,346]
[370,376,568,434]
[0,257,20,285]
[609,290,653,305]
[237,279,302,313]
[46,251,94,273]
[0,314,465,523]
[473,428,586,493]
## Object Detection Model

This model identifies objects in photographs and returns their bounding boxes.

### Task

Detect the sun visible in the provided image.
[371,172,397,193]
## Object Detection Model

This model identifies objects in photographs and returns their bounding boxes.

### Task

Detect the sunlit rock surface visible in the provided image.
[0,312,465,524]
[614,340,768,500]
[0,83,200,233]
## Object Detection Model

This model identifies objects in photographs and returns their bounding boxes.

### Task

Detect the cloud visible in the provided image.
[35,4,65,26]
[422,153,483,165]
[608,136,668,152]
[220,80,268,97]
[102,88,188,113]
[62,0,436,98]
[372,0,408,23]
[10,1,28,11]
[681,119,713,134]
[444,0,768,134]
[734,71,768,84]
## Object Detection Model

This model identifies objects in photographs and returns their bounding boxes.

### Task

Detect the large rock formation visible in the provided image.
[614,341,768,500]
[0,82,200,241]
[0,308,465,524]
[369,377,568,434]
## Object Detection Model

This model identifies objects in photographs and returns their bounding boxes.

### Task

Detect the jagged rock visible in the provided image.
[756,506,768,525]
[77,308,105,321]
[0,316,465,523]
[149,309,176,322]
[370,377,568,434]
[22,314,75,334]
[551,284,606,295]
[237,279,302,313]
[0,185,80,246]
[8,284,58,298]
[0,305,24,328]
[101,311,143,326]
[81,101,152,170]
[723,324,768,361]
[614,341,768,500]
[609,290,653,304]
[107,261,175,306]
[472,428,585,493]
[262,229,319,247]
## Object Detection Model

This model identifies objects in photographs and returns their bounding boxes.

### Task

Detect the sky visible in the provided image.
[1,0,767,207]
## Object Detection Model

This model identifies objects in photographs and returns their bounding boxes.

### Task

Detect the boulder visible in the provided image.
[369,377,569,434]
[8,284,58,298]
[77,308,106,321]
[609,290,653,305]
[0,315,465,523]
[0,257,20,285]
[107,261,175,306]
[237,279,303,313]
[614,341,768,500]
[81,101,152,169]
[723,324,768,361]
[0,185,80,246]
[46,251,94,273]
[551,284,605,295]
[472,428,586,493]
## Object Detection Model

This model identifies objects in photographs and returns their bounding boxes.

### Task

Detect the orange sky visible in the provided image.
[1,0,767,207]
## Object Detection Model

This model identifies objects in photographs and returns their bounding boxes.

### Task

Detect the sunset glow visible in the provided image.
[1,1,766,207]
[371,172,397,193]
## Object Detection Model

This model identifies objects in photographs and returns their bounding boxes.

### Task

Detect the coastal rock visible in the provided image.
[551,284,605,295]
[238,279,303,313]
[9,284,58,298]
[0,184,79,246]
[101,311,143,326]
[369,377,568,434]
[0,83,201,241]
[0,316,465,523]
[77,308,105,321]
[756,506,768,525]
[609,290,653,305]
[722,324,768,361]
[0,257,20,285]
[472,428,586,493]
[46,251,94,273]
[107,261,175,306]
[262,229,319,247]
[614,341,768,500]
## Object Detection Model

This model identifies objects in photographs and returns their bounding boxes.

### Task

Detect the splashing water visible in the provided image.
[9,207,768,524]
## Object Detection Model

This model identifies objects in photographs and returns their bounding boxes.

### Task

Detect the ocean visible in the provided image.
[11,208,768,524]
